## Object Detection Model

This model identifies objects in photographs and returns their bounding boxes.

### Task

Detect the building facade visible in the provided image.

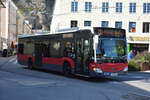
[51,0,150,53]
[1,0,28,52]
[1,0,18,51]
[0,1,5,52]
[17,9,24,35]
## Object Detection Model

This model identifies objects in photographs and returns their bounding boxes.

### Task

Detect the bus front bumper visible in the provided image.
[89,69,127,78]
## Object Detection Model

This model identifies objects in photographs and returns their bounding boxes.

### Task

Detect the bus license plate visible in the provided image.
[103,72,110,76]
[111,73,118,76]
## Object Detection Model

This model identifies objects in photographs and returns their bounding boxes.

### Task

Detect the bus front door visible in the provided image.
[75,39,83,73]
[75,39,90,74]
[34,43,43,67]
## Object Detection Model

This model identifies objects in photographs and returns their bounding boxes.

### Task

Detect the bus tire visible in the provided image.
[63,62,73,77]
[28,58,33,69]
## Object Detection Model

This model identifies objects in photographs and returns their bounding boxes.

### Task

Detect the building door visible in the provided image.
[130,44,149,55]
[34,43,43,66]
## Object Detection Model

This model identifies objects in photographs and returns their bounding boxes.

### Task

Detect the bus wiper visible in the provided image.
[119,55,127,59]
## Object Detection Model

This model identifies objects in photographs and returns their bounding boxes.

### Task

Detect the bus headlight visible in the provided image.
[93,68,103,73]
[123,67,128,72]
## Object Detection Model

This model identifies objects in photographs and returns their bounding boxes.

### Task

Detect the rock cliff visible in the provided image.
[13,0,55,30]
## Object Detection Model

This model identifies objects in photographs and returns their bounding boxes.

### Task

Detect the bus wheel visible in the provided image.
[28,58,33,69]
[63,63,73,77]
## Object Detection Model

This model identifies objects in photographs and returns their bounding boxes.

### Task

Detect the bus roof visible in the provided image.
[19,27,126,39]
[18,32,49,38]
[56,27,94,34]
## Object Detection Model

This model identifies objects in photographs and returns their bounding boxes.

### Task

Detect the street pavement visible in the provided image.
[0,56,150,100]
[0,56,16,70]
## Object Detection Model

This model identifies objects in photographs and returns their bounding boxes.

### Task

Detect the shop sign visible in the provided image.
[128,36,149,41]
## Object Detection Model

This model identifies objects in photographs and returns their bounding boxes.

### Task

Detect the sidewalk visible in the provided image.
[142,70,150,73]
[129,70,150,74]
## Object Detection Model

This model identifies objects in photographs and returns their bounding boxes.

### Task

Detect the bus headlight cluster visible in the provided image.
[93,68,103,73]
[123,66,128,72]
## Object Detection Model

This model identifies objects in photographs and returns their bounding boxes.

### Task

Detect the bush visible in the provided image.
[134,51,150,65]
[128,60,140,71]
[128,51,150,71]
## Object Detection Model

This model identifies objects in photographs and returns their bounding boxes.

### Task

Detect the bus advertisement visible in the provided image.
[18,27,128,78]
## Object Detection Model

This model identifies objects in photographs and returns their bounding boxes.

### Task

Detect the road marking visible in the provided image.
[8,58,16,63]
[108,81,122,84]
[5,78,66,87]
[13,60,18,64]
[8,57,18,64]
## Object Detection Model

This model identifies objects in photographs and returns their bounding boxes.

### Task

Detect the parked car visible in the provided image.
[2,49,12,57]
[2,49,8,57]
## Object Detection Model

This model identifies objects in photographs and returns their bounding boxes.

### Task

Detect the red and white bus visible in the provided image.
[18,27,128,77]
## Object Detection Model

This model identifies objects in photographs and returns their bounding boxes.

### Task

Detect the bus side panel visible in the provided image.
[18,59,27,66]
[42,57,75,71]
[17,53,28,65]
[42,57,63,72]
[18,53,27,61]
[42,57,75,68]
[18,55,75,73]
[43,57,63,66]
[18,54,35,66]
[42,63,63,72]
[62,57,75,68]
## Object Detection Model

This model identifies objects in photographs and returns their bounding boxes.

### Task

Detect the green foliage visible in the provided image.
[128,60,140,71]
[128,51,150,71]
[134,51,150,66]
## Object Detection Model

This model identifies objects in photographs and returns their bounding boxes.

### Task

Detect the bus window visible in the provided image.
[24,42,34,55]
[42,44,49,57]
[18,44,24,54]
[64,41,75,58]
[50,40,60,57]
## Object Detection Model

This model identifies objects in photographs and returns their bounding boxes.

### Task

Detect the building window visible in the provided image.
[143,3,150,13]
[102,2,109,13]
[84,21,91,27]
[143,22,150,33]
[116,2,122,13]
[129,22,136,32]
[85,2,92,12]
[129,3,136,13]
[101,21,109,27]
[71,1,78,12]
[115,21,122,29]
[71,20,78,28]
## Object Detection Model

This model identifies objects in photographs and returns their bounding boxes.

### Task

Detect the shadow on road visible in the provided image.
[22,67,117,83]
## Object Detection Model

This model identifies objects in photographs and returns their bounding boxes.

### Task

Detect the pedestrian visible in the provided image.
[128,50,133,60]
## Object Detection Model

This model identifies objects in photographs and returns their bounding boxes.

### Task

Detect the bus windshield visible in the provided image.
[96,38,126,59]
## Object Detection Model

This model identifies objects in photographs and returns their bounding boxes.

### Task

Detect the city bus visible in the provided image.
[18,27,128,77]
